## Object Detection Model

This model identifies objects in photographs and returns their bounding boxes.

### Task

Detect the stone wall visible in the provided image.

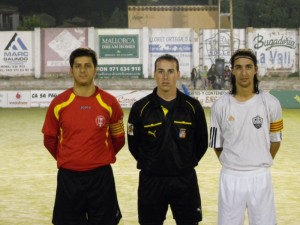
[1,77,300,91]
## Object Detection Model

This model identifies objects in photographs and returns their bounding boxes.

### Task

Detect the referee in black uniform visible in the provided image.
[127,54,208,225]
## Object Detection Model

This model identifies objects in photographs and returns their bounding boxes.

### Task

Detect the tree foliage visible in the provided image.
[18,15,49,30]
[233,0,300,28]
[2,0,300,29]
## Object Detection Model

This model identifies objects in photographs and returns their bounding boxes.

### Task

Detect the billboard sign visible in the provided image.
[99,35,139,58]
[251,29,297,74]
[41,28,89,73]
[0,32,34,76]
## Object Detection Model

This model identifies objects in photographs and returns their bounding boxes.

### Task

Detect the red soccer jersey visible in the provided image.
[42,87,125,171]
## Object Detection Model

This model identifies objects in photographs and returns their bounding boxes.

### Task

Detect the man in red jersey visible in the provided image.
[42,47,125,225]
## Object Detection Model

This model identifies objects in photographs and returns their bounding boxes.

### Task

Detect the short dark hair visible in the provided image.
[154,54,179,72]
[229,48,260,95]
[69,47,98,68]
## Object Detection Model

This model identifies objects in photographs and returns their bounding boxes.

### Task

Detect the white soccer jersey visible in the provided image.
[209,91,283,171]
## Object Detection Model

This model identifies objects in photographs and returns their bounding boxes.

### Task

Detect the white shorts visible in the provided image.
[218,167,276,225]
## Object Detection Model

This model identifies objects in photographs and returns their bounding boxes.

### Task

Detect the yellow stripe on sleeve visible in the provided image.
[96,94,112,118]
[270,119,283,133]
[54,93,76,120]
[110,121,125,136]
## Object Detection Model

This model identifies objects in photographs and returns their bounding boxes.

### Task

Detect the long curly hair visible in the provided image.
[229,49,260,95]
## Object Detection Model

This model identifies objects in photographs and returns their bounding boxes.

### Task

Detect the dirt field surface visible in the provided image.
[0,108,299,225]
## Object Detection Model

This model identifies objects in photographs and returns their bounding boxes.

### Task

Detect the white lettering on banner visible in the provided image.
[102,44,135,49]
[101,37,136,44]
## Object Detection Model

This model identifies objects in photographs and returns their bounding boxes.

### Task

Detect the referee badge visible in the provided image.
[127,123,134,136]
[252,115,263,129]
[179,128,186,138]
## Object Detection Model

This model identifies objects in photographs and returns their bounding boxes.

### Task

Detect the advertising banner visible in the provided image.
[6,91,31,108]
[107,90,151,108]
[270,90,300,109]
[200,29,246,67]
[41,28,89,73]
[31,90,151,108]
[1,90,299,109]
[192,90,228,108]
[97,29,143,77]
[250,29,297,76]
[0,32,34,76]
[0,91,7,107]
[97,64,143,77]
[148,28,195,77]
[99,35,139,58]
[31,90,63,107]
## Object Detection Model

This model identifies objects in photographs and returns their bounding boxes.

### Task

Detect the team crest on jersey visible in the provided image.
[179,128,186,138]
[95,115,106,128]
[252,115,263,129]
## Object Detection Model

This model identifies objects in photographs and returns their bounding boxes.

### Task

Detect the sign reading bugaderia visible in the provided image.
[99,35,139,58]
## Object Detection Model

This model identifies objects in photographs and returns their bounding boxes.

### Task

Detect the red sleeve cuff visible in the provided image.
[43,135,58,159]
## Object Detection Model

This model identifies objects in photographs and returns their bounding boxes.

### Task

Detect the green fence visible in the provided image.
[270,90,300,108]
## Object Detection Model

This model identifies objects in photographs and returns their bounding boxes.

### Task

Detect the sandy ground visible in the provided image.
[0,108,299,225]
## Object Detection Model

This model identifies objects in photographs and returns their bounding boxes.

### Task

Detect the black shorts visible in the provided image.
[138,169,202,225]
[52,165,122,225]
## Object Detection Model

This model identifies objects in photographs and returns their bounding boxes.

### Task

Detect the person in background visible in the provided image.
[199,65,209,90]
[191,67,198,89]
[223,65,231,89]
[127,54,208,225]
[209,48,283,225]
[42,47,125,225]
[207,64,217,89]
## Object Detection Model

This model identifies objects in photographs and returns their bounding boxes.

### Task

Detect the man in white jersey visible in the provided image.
[209,48,283,225]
